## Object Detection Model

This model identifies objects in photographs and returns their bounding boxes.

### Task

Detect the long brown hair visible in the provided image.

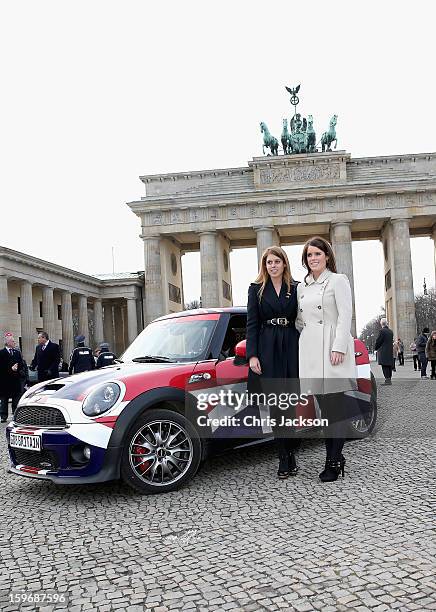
[254,246,293,300]
[302,236,337,284]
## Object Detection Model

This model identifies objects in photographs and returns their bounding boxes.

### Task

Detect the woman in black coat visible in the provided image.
[246,246,300,478]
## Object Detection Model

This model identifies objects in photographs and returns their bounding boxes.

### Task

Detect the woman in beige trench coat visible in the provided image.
[296,236,358,482]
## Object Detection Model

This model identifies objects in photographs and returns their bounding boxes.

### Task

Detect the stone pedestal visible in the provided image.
[255,227,280,266]
[330,222,357,337]
[143,236,164,325]
[78,295,89,345]
[249,151,349,190]
[42,286,56,341]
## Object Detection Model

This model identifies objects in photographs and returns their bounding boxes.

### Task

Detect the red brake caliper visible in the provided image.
[133,445,152,473]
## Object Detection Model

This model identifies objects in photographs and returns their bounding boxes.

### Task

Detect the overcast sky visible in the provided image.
[1,1,435,334]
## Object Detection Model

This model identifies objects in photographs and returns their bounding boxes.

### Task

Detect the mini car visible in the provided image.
[6,309,377,494]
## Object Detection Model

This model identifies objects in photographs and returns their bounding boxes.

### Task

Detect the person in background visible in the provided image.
[69,335,95,375]
[416,327,430,379]
[397,338,404,366]
[392,339,399,372]
[374,318,394,385]
[96,342,117,368]
[30,331,60,383]
[409,338,420,371]
[425,331,436,380]
[0,333,25,422]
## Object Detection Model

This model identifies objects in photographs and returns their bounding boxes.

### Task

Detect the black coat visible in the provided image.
[0,347,25,396]
[69,345,95,374]
[96,350,117,368]
[416,333,429,355]
[375,327,394,366]
[31,341,60,382]
[246,279,299,395]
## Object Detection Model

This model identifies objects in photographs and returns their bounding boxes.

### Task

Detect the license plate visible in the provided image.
[10,433,42,451]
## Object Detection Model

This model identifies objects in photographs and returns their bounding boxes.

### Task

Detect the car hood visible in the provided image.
[22,361,197,403]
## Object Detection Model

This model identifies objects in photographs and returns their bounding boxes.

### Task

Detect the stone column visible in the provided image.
[93,299,104,347]
[432,224,436,289]
[78,295,89,345]
[143,236,164,325]
[391,218,416,348]
[20,281,34,363]
[0,276,8,339]
[61,291,74,361]
[103,304,115,349]
[114,305,124,356]
[126,298,138,345]
[255,227,280,266]
[42,286,56,341]
[199,231,219,307]
[330,222,357,337]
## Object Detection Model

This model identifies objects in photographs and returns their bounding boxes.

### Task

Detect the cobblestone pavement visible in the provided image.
[0,378,435,612]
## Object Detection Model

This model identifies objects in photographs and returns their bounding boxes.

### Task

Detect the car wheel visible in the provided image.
[120,409,202,494]
[346,393,377,439]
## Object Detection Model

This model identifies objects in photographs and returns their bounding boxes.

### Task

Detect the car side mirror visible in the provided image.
[215,349,229,365]
[233,340,248,366]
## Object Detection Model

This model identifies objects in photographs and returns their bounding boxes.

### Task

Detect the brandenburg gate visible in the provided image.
[128,149,436,349]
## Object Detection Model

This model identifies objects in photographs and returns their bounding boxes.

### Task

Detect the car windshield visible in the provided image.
[121,316,218,363]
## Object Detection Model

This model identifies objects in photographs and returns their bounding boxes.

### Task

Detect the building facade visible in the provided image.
[128,150,436,350]
[0,247,143,363]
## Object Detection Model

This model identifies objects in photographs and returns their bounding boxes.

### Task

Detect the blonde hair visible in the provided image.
[254,246,293,301]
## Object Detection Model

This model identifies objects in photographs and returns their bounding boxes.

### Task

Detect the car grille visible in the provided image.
[14,405,67,428]
[11,448,59,470]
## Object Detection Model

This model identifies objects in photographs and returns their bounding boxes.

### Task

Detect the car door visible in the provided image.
[188,313,267,441]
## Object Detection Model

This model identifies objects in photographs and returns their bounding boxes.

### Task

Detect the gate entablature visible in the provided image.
[128,150,436,344]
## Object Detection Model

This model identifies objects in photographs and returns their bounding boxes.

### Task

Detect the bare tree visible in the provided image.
[184,299,201,310]
[415,288,436,333]
[359,307,385,352]
[360,289,436,350]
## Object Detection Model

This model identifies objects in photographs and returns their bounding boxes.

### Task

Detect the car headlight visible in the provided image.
[82,383,121,417]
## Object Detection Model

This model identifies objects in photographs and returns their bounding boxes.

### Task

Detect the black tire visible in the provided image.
[346,392,377,439]
[371,372,378,400]
[121,408,202,494]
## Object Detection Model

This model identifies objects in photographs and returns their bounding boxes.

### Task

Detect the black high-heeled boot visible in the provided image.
[277,450,298,479]
[319,455,346,482]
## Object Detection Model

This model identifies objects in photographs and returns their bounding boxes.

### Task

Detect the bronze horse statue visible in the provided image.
[281,119,291,155]
[321,115,338,152]
[260,122,279,156]
[306,115,316,153]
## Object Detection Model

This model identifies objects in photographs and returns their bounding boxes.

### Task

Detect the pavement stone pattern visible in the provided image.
[0,361,435,612]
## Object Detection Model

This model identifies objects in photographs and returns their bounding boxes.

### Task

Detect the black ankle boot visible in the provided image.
[277,451,298,479]
[319,455,345,482]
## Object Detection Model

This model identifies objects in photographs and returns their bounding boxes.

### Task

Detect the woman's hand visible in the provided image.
[249,356,262,375]
[330,351,345,366]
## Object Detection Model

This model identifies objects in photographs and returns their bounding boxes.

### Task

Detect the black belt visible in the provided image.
[264,317,292,327]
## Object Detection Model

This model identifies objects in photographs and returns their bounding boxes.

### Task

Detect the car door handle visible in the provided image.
[188,373,212,384]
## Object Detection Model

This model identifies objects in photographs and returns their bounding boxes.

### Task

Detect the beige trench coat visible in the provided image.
[296,269,357,395]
